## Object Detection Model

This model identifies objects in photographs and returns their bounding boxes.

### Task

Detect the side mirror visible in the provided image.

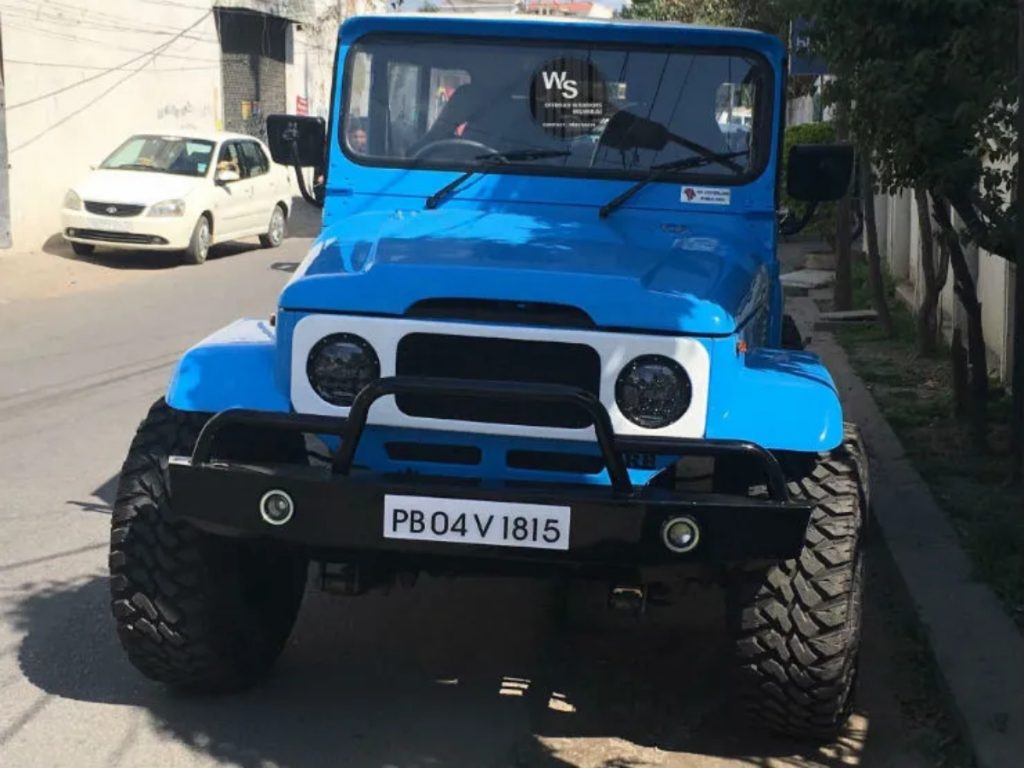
[266,114,326,167]
[787,144,855,202]
[599,111,669,151]
[215,168,240,183]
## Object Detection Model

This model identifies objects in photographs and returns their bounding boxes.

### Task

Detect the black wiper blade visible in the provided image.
[598,151,749,219]
[425,149,570,210]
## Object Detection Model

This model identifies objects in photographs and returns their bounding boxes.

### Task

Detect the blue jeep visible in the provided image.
[109,14,866,740]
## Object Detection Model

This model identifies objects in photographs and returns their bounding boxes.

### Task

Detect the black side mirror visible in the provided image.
[266,114,325,167]
[600,111,669,151]
[787,144,855,202]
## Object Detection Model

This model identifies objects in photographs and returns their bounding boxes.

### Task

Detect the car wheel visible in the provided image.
[184,215,211,265]
[259,205,287,249]
[71,242,95,256]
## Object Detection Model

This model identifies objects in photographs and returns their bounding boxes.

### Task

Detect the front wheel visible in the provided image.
[259,204,286,248]
[727,425,867,740]
[183,215,211,265]
[109,399,307,691]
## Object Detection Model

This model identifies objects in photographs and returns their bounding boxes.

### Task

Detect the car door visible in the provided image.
[238,140,274,232]
[210,141,251,239]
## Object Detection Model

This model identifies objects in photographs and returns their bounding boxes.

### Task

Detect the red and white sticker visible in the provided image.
[680,186,731,206]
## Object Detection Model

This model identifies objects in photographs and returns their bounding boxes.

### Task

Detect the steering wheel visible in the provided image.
[411,138,499,162]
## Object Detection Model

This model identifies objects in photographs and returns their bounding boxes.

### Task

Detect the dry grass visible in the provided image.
[834,262,1024,632]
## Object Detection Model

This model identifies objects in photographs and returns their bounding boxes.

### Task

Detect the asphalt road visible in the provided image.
[0,216,950,768]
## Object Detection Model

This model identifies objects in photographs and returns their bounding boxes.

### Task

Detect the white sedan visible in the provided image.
[62,132,292,264]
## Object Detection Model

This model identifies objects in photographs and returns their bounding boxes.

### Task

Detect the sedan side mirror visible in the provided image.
[215,168,241,184]
[787,144,855,202]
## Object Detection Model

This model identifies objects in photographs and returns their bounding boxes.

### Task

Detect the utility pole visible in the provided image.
[1011,0,1024,484]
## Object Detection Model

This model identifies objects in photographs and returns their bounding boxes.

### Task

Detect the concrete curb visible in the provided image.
[790,296,1024,768]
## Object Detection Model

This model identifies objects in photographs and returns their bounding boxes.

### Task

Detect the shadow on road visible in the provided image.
[5,567,895,768]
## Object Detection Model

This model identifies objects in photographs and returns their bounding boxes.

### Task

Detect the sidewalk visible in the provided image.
[782,241,1024,768]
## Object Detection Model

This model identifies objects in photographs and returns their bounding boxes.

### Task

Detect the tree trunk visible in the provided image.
[932,192,989,452]
[1010,0,1024,484]
[833,101,854,311]
[915,188,946,355]
[861,158,893,336]
[951,327,969,422]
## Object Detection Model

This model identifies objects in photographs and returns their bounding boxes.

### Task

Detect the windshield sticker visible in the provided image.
[530,58,607,139]
[681,186,732,206]
[197,163,208,173]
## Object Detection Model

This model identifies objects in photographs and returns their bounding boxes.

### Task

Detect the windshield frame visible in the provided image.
[100,134,217,178]
[338,33,775,187]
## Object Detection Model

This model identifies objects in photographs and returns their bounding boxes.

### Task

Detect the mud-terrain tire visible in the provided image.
[109,399,308,691]
[728,424,867,740]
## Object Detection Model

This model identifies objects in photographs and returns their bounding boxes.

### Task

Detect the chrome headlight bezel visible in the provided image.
[148,198,186,217]
[306,333,380,407]
[63,189,83,211]
[614,354,692,430]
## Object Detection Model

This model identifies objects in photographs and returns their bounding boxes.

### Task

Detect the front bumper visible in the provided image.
[168,377,812,568]
[62,209,192,250]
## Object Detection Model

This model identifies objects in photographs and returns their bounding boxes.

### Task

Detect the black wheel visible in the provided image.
[109,399,308,691]
[781,314,805,350]
[728,424,867,740]
[183,215,211,265]
[71,242,95,256]
[259,204,287,248]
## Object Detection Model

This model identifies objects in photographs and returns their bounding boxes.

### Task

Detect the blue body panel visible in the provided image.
[167,320,289,414]
[166,16,845,482]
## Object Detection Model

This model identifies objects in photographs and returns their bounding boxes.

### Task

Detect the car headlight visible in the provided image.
[148,199,186,217]
[307,333,380,407]
[615,355,692,429]
[63,189,82,210]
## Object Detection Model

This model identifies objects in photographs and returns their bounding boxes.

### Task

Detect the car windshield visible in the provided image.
[342,34,770,182]
[100,135,216,177]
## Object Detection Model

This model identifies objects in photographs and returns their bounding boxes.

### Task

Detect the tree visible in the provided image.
[796,0,1018,451]
[419,1,441,10]
[622,0,789,36]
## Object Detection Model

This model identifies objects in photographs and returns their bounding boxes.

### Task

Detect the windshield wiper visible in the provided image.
[424,149,571,210]
[598,151,749,219]
[110,163,158,171]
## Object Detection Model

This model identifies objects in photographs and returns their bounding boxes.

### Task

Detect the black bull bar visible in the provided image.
[168,377,812,565]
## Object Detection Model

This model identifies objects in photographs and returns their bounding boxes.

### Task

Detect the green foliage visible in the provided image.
[791,0,1018,260]
[622,0,789,37]
[782,122,837,240]
[419,1,440,10]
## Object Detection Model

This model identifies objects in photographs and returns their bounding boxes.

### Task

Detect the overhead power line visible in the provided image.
[6,11,214,111]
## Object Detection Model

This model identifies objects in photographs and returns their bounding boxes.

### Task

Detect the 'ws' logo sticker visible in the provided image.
[531,58,607,140]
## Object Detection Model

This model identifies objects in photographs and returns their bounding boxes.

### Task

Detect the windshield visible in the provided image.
[100,135,216,177]
[342,35,771,183]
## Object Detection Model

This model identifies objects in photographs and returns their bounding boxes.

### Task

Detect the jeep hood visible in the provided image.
[281,208,770,335]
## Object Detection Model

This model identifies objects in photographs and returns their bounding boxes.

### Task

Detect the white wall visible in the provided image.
[3,1,225,250]
[877,189,1014,381]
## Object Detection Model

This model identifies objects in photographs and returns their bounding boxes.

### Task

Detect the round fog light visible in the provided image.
[662,516,700,553]
[260,489,295,526]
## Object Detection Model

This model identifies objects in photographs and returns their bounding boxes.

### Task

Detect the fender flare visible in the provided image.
[166,320,289,414]
[704,347,844,453]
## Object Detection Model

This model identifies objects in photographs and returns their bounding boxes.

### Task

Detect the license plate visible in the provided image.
[383,494,570,551]
[85,217,133,232]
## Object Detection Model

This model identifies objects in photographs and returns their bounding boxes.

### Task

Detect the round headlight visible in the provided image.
[615,355,691,429]
[306,333,380,406]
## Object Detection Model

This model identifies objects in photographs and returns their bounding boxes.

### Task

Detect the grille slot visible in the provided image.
[385,442,481,465]
[67,229,165,244]
[395,333,601,428]
[405,299,595,329]
[84,201,146,217]
[507,450,604,474]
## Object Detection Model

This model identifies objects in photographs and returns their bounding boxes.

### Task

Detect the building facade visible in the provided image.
[0,0,383,252]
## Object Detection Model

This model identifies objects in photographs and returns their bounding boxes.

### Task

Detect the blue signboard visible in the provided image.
[790,18,829,76]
